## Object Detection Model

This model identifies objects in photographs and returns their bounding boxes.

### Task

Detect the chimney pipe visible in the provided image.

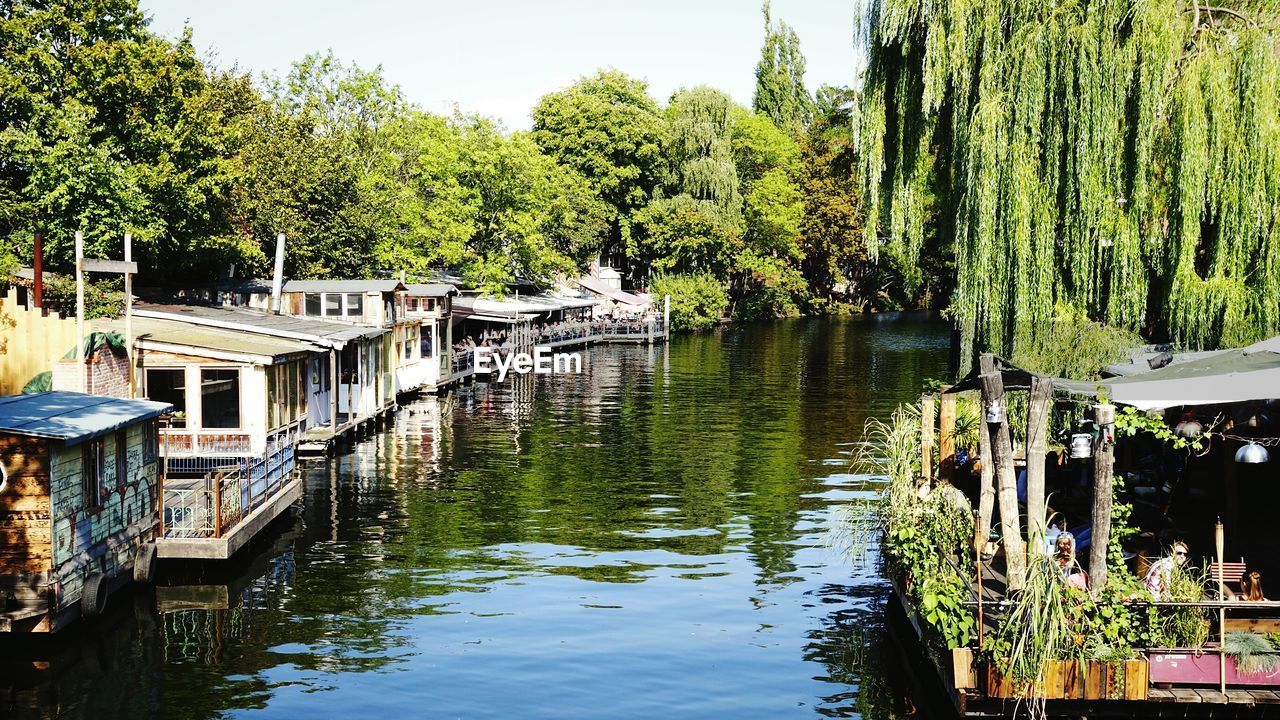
[32,226,43,309]
[270,232,285,314]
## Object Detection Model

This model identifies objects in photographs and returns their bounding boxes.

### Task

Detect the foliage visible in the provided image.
[1114,406,1207,453]
[41,275,122,319]
[0,1,256,277]
[1225,632,1280,676]
[854,403,976,655]
[752,1,813,135]
[859,0,1280,369]
[1009,305,1143,380]
[1160,563,1211,649]
[531,70,664,268]
[648,273,729,331]
[986,556,1072,681]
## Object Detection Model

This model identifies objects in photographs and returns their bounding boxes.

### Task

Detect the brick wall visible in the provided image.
[50,347,130,398]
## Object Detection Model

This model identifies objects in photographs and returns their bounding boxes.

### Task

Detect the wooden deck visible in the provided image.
[156,476,302,560]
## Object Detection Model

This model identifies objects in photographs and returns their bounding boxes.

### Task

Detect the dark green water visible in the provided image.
[2,315,952,719]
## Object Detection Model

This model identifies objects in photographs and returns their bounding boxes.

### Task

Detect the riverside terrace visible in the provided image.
[865,341,1280,717]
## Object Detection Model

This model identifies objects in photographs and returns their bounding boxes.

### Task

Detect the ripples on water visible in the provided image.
[0,315,952,719]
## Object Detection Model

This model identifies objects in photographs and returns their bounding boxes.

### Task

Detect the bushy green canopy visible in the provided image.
[859,0,1280,368]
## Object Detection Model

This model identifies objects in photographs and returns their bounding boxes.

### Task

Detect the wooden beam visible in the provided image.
[920,393,935,490]
[1025,375,1053,549]
[980,359,1025,591]
[81,258,138,274]
[1088,403,1116,592]
[939,391,956,484]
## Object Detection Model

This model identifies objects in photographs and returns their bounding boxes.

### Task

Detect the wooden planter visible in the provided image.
[983,658,1149,701]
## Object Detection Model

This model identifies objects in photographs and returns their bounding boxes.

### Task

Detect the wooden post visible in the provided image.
[1026,375,1054,550]
[1216,517,1226,695]
[124,232,134,397]
[1088,403,1116,593]
[664,295,671,340]
[329,350,339,431]
[975,390,996,548]
[74,230,85,392]
[939,390,956,484]
[920,393,935,490]
[32,226,43,309]
[980,364,1026,592]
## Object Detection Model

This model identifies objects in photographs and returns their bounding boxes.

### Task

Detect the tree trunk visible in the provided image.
[980,364,1025,592]
[920,393,935,490]
[1088,403,1116,594]
[1025,375,1054,551]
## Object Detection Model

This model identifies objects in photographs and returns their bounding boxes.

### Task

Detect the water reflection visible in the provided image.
[0,315,950,719]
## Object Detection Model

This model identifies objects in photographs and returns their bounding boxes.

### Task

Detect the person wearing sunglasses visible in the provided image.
[1144,541,1190,600]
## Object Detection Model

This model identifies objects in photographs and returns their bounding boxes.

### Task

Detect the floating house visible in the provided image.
[403,283,458,392]
[132,303,392,455]
[0,392,169,633]
[92,315,324,560]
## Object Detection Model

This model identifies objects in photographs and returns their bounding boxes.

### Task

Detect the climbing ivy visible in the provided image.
[859,0,1280,368]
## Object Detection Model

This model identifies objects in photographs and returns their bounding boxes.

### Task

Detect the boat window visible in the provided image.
[305,293,322,316]
[201,369,241,429]
[325,293,342,317]
[81,438,105,509]
[346,293,364,318]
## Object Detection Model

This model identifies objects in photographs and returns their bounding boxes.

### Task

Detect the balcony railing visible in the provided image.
[161,430,255,457]
[160,422,300,539]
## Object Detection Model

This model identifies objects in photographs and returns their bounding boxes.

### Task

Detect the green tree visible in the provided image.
[0,0,257,278]
[455,117,607,295]
[531,70,663,270]
[659,86,742,221]
[860,0,1280,366]
[752,1,813,135]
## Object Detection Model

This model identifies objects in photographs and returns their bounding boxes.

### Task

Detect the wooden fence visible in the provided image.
[0,288,80,395]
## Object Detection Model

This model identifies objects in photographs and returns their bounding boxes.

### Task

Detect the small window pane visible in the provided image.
[305,293,322,316]
[325,294,341,316]
[346,293,364,317]
[201,369,241,429]
[146,369,186,428]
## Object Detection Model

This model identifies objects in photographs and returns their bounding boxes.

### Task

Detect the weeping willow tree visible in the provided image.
[859,0,1280,369]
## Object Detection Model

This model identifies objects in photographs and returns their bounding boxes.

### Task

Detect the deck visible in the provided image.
[157,477,301,560]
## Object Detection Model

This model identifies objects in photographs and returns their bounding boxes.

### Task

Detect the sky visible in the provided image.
[140,0,861,130]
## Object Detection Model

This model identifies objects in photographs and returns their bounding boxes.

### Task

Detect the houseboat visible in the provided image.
[94,316,323,560]
[0,392,169,632]
[405,283,459,391]
[132,303,392,456]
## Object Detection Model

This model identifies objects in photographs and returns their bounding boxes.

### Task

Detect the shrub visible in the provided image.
[648,272,729,331]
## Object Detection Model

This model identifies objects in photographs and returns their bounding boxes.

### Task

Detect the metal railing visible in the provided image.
[161,430,255,457]
[161,423,299,540]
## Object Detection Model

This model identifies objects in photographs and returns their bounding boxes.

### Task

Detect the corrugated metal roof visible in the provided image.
[0,392,170,445]
[283,279,406,293]
[405,283,458,297]
[94,317,320,363]
[133,303,387,348]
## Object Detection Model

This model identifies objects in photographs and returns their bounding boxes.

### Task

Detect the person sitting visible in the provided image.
[1144,541,1189,600]
[1239,570,1266,601]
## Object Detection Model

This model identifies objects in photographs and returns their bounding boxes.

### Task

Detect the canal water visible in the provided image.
[1,315,951,720]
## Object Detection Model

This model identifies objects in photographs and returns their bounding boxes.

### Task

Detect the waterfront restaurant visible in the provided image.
[887,338,1280,715]
[0,392,170,633]
[93,315,323,560]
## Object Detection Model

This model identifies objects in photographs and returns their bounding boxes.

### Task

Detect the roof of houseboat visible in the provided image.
[405,283,458,297]
[94,317,321,363]
[133,303,387,348]
[282,280,407,293]
[0,392,171,444]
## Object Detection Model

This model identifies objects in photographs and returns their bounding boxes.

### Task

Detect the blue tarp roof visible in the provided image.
[0,392,171,445]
